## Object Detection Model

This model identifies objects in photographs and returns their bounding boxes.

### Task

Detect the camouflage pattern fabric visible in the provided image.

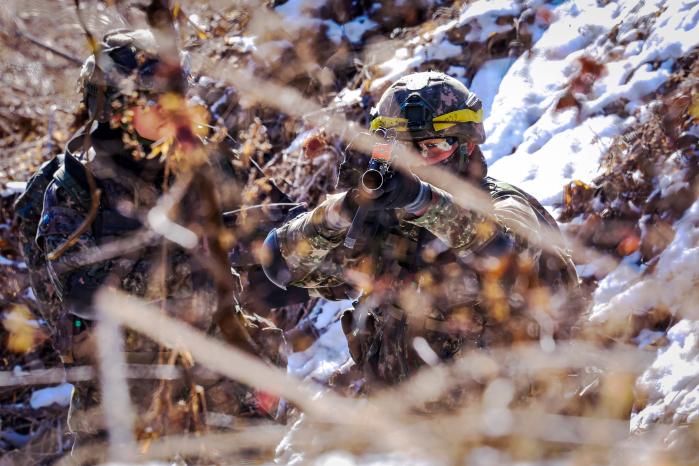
[14,158,63,337]
[372,71,486,143]
[275,178,581,388]
[15,126,287,440]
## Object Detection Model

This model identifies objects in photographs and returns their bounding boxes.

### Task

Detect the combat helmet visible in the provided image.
[370,71,485,144]
[79,29,191,122]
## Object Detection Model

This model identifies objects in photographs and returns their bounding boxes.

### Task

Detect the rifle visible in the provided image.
[344,129,399,249]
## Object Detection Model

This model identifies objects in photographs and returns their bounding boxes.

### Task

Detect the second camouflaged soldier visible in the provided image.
[263,71,580,388]
[14,29,287,440]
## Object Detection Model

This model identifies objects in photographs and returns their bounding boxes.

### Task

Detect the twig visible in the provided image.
[57,425,288,466]
[0,364,183,387]
[14,26,82,66]
[95,308,137,462]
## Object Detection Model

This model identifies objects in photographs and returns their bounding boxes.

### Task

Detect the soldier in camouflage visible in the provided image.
[263,71,580,388]
[14,29,287,440]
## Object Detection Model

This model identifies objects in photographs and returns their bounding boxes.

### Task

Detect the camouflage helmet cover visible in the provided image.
[79,29,191,122]
[371,71,486,144]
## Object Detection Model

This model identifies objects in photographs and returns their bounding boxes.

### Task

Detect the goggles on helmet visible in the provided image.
[370,107,484,133]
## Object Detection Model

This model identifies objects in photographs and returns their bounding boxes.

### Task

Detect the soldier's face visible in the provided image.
[131,102,172,142]
[414,137,458,165]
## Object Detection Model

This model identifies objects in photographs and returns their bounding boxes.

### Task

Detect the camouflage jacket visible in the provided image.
[15,124,297,425]
[276,179,553,287]
[274,173,579,385]
[17,124,287,362]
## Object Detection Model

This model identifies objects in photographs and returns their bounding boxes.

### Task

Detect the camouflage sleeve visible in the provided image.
[275,193,350,288]
[405,186,498,250]
[405,187,541,251]
[38,181,112,318]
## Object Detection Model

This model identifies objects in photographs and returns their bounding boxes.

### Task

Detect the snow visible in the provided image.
[457,0,527,42]
[334,87,362,107]
[287,298,354,382]
[369,0,536,92]
[274,0,325,18]
[482,0,623,165]
[470,57,516,120]
[29,383,74,409]
[590,199,699,324]
[24,286,37,301]
[0,255,28,269]
[631,320,699,432]
[633,329,666,350]
[491,113,623,205]
[274,1,377,46]
[479,0,699,209]
[650,151,690,198]
[446,65,467,81]
[343,16,379,45]
[1,181,27,197]
[225,35,257,53]
[309,451,438,466]
[324,21,344,45]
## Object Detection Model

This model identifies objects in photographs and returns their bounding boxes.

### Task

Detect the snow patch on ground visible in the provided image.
[0,255,28,269]
[287,299,354,383]
[343,16,379,44]
[225,35,257,53]
[590,199,699,324]
[469,57,515,119]
[274,0,326,19]
[482,0,699,211]
[274,1,378,46]
[370,0,534,92]
[457,0,528,42]
[309,451,439,466]
[650,151,691,198]
[1,181,27,197]
[631,320,699,432]
[335,87,363,107]
[30,383,74,409]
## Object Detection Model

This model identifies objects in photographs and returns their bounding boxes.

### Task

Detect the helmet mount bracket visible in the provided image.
[401,93,434,132]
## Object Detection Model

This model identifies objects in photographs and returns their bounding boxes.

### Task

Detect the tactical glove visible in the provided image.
[368,170,423,211]
[340,170,425,218]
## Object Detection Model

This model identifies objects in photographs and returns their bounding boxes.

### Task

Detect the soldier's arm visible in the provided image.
[38,181,113,319]
[263,193,350,288]
[404,185,540,251]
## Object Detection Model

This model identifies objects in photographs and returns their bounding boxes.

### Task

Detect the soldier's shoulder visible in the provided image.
[483,176,559,229]
[37,181,91,242]
[14,157,61,222]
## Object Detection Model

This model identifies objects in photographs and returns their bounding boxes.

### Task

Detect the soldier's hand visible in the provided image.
[340,170,423,217]
[368,170,423,211]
